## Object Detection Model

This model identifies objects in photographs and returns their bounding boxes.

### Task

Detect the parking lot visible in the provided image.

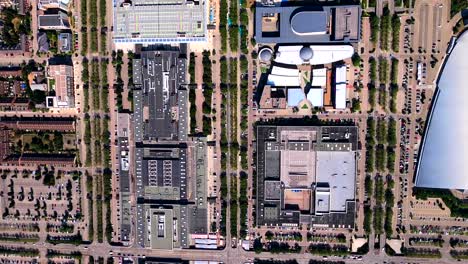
[0,167,82,223]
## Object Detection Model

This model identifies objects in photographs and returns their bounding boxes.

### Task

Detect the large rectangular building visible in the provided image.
[113,0,207,44]
[132,47,212,249]
[255,3,360,44]
[256,125,358,228]
[133,48,187,141]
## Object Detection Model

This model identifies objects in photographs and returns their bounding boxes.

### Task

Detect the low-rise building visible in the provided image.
[46,63,74,108]
[58,32,71,52]
[38,0,69,11]
[0,97,30,111]
[0,67,26,97]
[0,117,75,131]
[38,11,70,30]
[0,128,10,160]
[333,65,347,110]
[37,32,50,52]
[117,112,131,244]
[3,153,75,166]
[255,3,361,44]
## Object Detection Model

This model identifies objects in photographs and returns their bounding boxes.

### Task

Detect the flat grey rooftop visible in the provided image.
[113,0,207,44]
[315,151,355,213]
[38,12,70,28]
[133,49,186,141]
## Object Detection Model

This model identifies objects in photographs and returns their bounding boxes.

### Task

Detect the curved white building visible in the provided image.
[275,45,354,65]
[415,31,468,189]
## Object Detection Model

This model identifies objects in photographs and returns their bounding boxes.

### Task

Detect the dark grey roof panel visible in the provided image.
[291,11,327,35]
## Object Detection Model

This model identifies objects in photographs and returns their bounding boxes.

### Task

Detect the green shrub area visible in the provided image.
[368,84,376,110]
[112,50,124,111]
[239,171,248,238]
[409,237,443,247]
[219,173,227,236]
[46,232,83,245]
[365,118,376,172]
[413,189,468,218]
[189,52,195,84]
[103,169,113,243]
[390,58,399,85]
[387,118,397,147]
[239,9,249,53]
[309,244,349,256]
[451,0,468,17]
[384,180,395,236]
[228,0,239,52]
[352,52,361,67]
[189,87,196,133]
[0,233,39,243]
[373,205,384,234]
[374,176,385,204]
[201,51,213,136]
[230,173,238,238]
[365,175,373,195]
[401,247,441,258]
[379,57,388,84]
[404,0,412,8]
[391,15,401,52]
[100,0,106,27]
[370,14,380,44]
[389,85,398,113]
[46,250,82,262]
[0,246,39,257]
[380,7,391,51]
[451,250,468,260]
[369,57,377,83]
[86,174,94,242]
[265,242,300,254]
[375,144,386,172]
[0,8,31,46]
[364,205,372,234]
[389,58,399,113]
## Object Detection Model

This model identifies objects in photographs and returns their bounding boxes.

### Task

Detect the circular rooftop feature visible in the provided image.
[291,11,328,36]
[299,46,313,61]
[259,47,273,62]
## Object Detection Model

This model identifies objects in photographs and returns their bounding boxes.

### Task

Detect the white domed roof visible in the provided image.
[299,46,313,61]
[259,48,273,62]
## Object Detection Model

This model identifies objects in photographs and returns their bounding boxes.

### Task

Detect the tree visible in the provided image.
[352,52,361,67]
[265,231,274,240]
[42,172,55,186]
[253,238,263,253]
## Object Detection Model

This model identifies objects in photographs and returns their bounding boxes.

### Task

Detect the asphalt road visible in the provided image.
[0,240,461,264]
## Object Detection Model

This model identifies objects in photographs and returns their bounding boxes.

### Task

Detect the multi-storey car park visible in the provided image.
[130,46,219,250]
[256,125,358,229]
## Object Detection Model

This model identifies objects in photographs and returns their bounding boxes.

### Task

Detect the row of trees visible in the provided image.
[369,7,401,53]
[201,51,213,136]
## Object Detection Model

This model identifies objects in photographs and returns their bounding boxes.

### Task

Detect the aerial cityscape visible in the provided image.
[0,0,467,264]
